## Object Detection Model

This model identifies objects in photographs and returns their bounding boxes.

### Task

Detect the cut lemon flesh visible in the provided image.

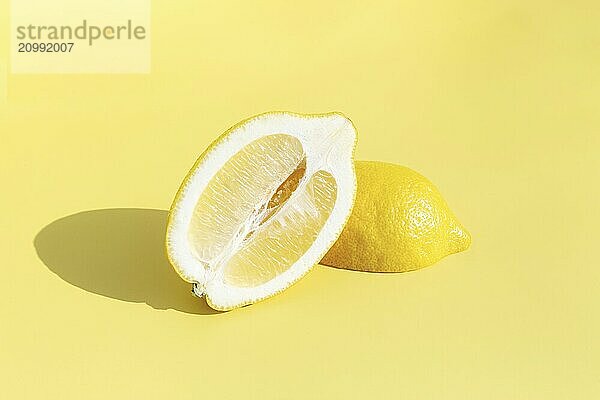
[187,134,304,266]
[166,112,356,310]
[222,170,337,287]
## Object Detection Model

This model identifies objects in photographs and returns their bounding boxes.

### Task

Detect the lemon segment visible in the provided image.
[222,170,337,287]
[187,134,304,267]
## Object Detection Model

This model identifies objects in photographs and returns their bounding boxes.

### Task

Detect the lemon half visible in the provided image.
[321,161,471,272]
[166,112,357,310]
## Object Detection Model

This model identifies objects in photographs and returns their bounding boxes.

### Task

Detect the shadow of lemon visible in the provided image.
[34,208,220,315]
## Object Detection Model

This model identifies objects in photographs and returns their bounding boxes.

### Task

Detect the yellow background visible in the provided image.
[2,1,599,398]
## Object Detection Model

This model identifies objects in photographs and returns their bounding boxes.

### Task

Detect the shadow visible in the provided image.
[34,208,221,315]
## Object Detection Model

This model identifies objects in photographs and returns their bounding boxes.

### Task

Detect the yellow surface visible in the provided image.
[1,0,599,398]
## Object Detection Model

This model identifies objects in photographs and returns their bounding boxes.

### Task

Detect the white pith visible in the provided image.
[166,112,356,310]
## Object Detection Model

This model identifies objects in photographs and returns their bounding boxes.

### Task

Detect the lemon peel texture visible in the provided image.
[321,161,471,272]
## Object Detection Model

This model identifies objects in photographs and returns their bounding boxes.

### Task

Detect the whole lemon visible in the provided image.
[321,161,471,272]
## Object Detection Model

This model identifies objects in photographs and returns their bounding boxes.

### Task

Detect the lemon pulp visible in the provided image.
[187,134,337,288]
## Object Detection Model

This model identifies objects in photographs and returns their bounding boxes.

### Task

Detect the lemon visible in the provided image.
[321,161,471,272]
[166,112,357,310]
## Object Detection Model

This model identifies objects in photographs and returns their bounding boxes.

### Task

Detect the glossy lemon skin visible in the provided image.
[321,161,471,272]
